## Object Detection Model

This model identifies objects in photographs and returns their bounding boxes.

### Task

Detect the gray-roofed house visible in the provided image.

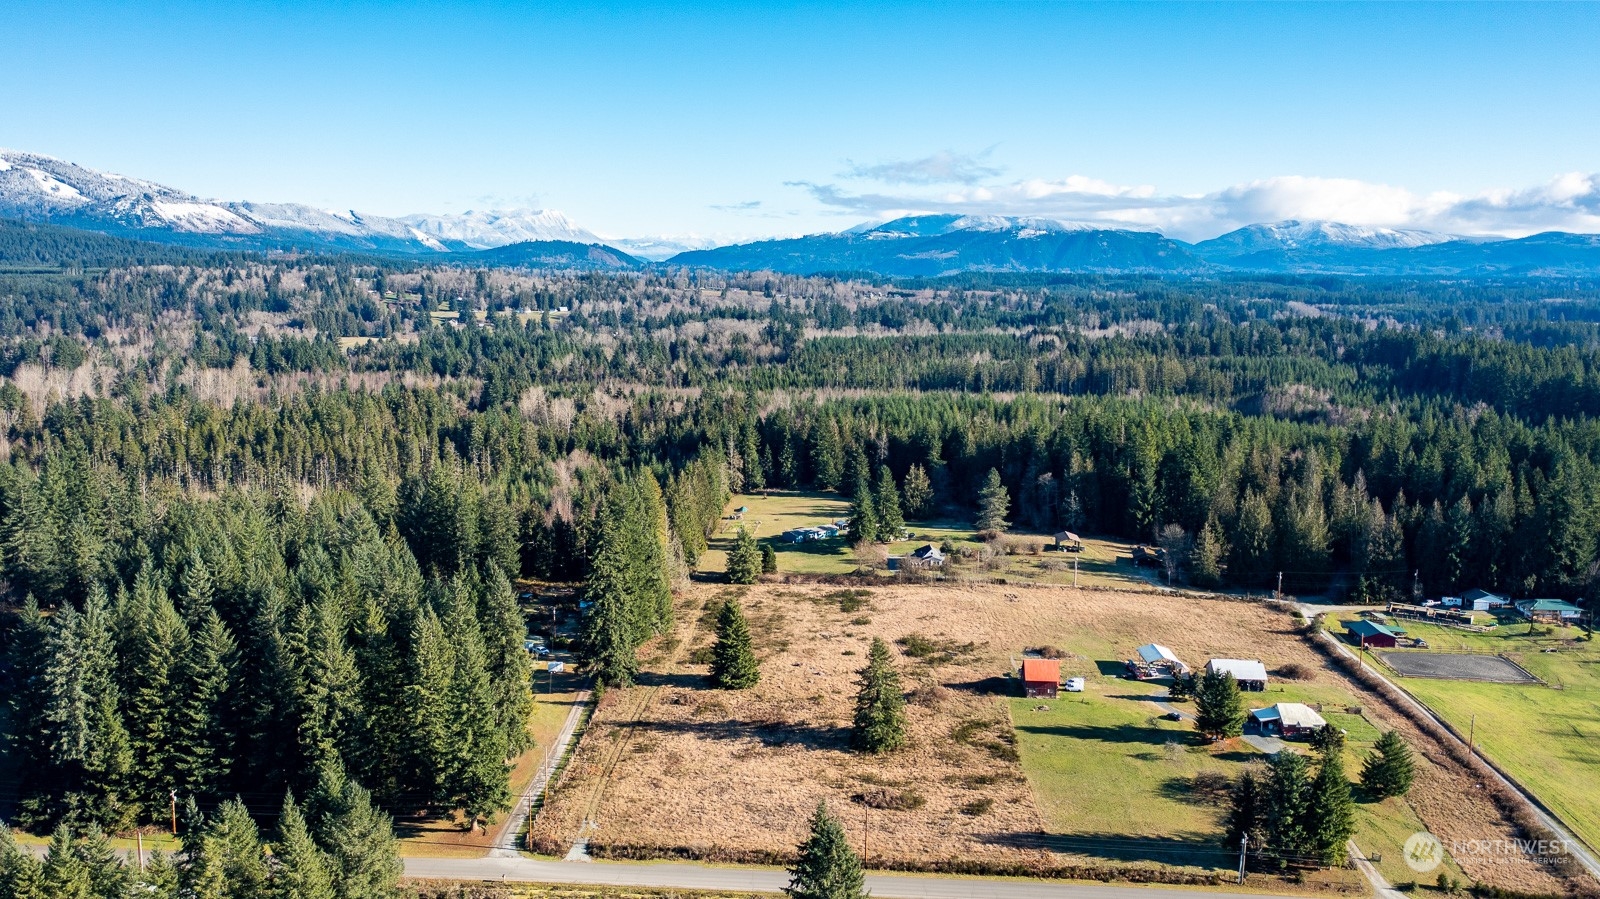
[1205,658,1269,691]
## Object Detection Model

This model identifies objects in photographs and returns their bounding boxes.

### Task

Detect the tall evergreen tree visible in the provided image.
[478,565,535,754]
[1192,669,1244,740]
[580,517,641,688]
[900,464,933,520]
[171,608,235,805]
[39,825,90,899]
[711,598,761,689]
[851,638,906,754]
[1305,753,1356,865]
[1190,513,1227,589]
[1263,750,1312,866]
[873,465,904,542]
[785,801,866,899]
[726,528,761,585]
[0,823,44,899]
[272,794,335,899]
[975,468,1010,534]
[1360,731,1416,799]
[846,471,878,545]
[1222,769,1265,861]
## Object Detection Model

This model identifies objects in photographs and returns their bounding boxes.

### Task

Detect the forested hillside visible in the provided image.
[2,221,1599,893]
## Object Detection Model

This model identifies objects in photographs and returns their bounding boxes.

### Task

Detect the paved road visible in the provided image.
[403,856,1302,899]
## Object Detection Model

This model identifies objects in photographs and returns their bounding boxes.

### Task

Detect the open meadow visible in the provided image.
[697,490,1169,590]
[528,583,1559,892]
[1368,619,1600,857]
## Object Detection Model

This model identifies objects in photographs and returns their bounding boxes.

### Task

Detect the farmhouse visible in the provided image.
[1247,702,1327,739]
[1130,545,1166,568]
[891,543,945,571]
[1053,530,1083,552]
[1345,619,1403,648]
[1205,658,1268,691]
[1517,598,1584,623]
[1021,658,1061,698]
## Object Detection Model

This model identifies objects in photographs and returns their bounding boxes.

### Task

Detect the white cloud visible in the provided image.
[794,171,1600,241]
[841,150,1003,186]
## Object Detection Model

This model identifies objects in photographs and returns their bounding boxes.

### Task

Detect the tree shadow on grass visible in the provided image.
[1015,722,1199,749]
[980,831,1233,867]
[634,670,708,690]
[1095,660,1131,677]
[946,675,1014,696]
[633,717,852,751]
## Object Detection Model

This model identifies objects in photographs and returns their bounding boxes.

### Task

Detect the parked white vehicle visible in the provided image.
[1063,677,1086,693]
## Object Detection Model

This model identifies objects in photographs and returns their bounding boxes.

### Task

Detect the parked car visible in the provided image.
[1063,677,1085,692]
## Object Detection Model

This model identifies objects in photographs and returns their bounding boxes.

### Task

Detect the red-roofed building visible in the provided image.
[1022,659,1061,698]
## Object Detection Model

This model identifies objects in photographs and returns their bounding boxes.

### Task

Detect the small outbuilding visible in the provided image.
[1205,658,1269,692]
[1021,659,1062,698]
[896,543,945,570]
[1053,531,1083,552]
[1248,703,1327,739]
[1345,619,1403,649]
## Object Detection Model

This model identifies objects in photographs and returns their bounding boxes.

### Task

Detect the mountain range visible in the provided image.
[5,148,1600,277]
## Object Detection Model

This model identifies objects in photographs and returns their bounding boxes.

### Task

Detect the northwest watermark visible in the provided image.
[1404,831,1571,872]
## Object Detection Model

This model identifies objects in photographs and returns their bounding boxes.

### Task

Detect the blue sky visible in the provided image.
[4,1,1600,241]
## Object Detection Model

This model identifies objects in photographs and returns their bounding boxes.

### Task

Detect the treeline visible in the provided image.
[746,392,1600,599]
[1,475,532,833]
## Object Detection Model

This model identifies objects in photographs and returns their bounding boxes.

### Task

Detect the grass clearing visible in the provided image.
[528,583,1524,890]
[1374,620,1600,855]
[697,490,1170,590]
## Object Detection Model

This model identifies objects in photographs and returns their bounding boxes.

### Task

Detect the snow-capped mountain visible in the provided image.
[0,149,604,255]
[399,209,600,250]
[610,235,725,261]
[1197,219,1458,255]
[670,214,1201,276]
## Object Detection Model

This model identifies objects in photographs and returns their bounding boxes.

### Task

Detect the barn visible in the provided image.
[1345,619,1402,649]
[1205,658,1268,691]
[1021,659,1062,698]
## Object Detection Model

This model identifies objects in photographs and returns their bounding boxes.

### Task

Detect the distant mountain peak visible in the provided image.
[1203,219,1458,252]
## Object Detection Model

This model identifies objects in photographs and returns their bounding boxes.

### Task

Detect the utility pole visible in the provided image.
[1073,556,1078,588]
[169,790,178,837]
[1276,571,1283,601]
[862,804,869,867]
[1237,833,1248,884]
[136,831,145,873]
[1468,714,1476,754]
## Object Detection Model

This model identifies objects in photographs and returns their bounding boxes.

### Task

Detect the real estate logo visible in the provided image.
[1405,832,1445,873]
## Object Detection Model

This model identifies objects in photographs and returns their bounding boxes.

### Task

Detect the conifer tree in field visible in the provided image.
[785,801,866,899]
[711,598,761,690]
[976,468,1010,534]
[1263,749,1312,866]
[580,517,641,688]
[761,544,778,574]
[900,463,933,520]
[1192,669,1244,741]
[1306,753,1356,866]
[851,637,906,754]
[273,794,336,899]
[206,799,270,899]
[1222,769,1265,860]
[873,465,904,542]
[847,471,877,545]
[1360,731,1415,799]
[727,528,761,585]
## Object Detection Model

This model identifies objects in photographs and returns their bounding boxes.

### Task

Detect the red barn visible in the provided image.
[1345,619,1402,648]
[1022,659,1061,698]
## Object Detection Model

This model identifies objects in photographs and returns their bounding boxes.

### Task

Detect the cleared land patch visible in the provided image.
[1377,651,1538,683]
[528,584,1557,890]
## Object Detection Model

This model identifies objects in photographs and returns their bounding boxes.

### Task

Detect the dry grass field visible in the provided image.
[526,583,1575,892]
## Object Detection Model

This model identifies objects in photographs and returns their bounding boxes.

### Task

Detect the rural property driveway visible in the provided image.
[402,855,1304,899]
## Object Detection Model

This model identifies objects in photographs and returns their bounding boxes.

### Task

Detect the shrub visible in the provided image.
[853,788,925,811]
